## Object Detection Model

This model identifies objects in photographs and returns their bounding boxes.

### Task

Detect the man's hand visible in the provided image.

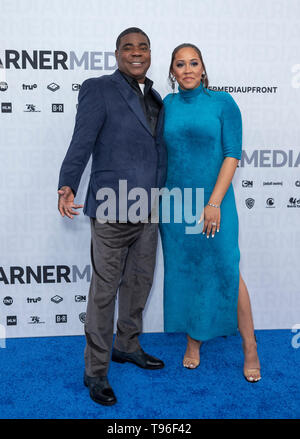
[57,186,83,219]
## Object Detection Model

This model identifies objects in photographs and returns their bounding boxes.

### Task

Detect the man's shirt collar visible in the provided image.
[118,69,153,95]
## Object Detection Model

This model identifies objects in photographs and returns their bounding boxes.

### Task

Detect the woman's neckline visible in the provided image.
[178,82,205,98]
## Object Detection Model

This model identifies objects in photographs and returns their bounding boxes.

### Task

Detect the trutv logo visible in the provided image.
[0,50,117,70]
[0,265,91,284]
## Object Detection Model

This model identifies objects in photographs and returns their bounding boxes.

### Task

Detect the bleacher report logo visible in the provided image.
[52,104,64,113]
[56,314,67,323]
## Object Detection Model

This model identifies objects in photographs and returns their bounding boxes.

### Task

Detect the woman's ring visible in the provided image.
[211,222,217,226]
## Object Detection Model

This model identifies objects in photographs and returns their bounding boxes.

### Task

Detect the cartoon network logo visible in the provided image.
[240,150,300,167]
[0,50,117,70]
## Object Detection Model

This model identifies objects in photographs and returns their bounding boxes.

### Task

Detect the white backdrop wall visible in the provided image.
[0,0,299,338]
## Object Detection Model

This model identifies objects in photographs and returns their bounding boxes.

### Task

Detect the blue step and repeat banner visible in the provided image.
[0,0,299,338]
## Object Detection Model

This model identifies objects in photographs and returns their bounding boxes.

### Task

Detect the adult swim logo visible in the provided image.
[0,50,117,70]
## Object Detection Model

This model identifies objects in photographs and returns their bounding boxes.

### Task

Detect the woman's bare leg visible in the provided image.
[238,272,261,381]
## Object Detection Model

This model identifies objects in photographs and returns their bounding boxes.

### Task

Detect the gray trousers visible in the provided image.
[84,218,158,377]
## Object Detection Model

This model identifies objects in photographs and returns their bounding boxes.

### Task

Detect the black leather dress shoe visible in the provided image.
[84,372,117,406]
[112,347,164,370]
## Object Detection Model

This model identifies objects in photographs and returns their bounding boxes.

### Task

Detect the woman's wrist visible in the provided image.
[207,202,220,208]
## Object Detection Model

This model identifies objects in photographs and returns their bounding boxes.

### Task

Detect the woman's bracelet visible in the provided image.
[207,202,220,208]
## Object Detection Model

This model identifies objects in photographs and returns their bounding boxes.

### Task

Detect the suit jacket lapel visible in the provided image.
[111,70,153,136]
[152,89,164,139]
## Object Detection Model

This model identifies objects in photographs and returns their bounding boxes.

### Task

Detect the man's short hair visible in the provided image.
[116,27,151,50]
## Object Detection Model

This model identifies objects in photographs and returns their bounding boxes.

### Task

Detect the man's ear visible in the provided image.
[115,49,118,60]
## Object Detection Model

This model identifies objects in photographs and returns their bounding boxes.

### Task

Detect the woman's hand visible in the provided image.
[198,204,221,238]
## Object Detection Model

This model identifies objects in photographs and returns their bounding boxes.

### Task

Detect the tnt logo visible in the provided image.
[0,324,6,348]
[52,104,64,113]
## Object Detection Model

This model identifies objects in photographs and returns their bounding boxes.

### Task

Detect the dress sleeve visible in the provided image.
[221,93,242,160]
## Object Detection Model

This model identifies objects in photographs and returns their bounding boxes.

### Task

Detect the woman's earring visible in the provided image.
[170,74,176,91]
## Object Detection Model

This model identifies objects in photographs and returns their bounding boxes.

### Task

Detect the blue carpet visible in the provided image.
[0,330,299,419]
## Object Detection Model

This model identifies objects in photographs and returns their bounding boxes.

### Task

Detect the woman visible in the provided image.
[160,44,261,382]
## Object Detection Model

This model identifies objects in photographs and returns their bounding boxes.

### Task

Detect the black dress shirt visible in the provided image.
[118,69,161,137]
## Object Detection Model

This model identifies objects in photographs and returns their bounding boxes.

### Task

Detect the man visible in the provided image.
[57,28,167,406]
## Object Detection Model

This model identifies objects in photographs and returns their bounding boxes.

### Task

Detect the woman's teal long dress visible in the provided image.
[160,83,242,341]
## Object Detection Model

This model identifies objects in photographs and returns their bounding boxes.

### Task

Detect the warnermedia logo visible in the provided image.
[0,265,91,285]
[240,150,300,167]
[0,50,117,70]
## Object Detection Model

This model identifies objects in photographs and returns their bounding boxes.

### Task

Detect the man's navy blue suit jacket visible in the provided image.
[58,69,168,219]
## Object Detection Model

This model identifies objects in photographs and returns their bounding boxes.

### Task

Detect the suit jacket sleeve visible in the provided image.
[58,78,106,196]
